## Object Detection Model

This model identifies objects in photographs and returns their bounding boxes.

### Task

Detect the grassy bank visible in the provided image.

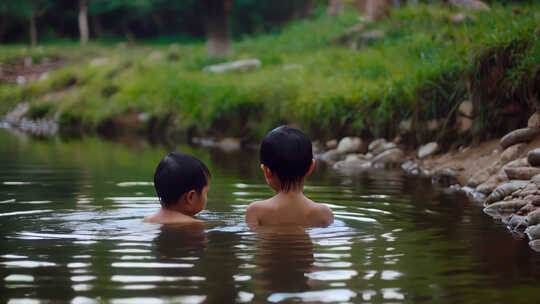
[1,4,538,144]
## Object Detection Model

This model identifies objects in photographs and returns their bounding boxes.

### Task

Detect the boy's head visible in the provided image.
[154,152,210,211]
[260,126,314,192]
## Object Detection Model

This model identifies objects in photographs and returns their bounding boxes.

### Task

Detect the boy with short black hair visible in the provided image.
[246,126,333,229]
[145,152,210,224]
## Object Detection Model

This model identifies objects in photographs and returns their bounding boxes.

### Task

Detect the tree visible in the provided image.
[205,0,232,58]
[79,0,91,45]
[327,0,344,17]
[1,0,50,47]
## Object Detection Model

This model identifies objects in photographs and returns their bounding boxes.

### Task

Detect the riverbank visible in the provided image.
[1,4,538,144]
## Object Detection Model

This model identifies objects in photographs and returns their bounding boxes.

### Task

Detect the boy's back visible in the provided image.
[246,126,333,230]
[247,195,332,229]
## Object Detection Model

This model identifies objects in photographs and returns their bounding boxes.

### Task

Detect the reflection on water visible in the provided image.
[2,129,540,303]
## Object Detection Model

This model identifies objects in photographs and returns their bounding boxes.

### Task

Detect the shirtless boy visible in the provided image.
[144,152,210,225]
[246,126,333,229]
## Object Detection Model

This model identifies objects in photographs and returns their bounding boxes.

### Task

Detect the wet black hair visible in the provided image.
[260,125,313,192]
[154,152,210,208]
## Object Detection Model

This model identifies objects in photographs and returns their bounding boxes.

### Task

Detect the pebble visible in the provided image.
[528,148,540,167]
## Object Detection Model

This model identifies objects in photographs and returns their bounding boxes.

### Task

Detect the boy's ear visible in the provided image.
[306,159,316,177]
[261,164,272,177]
[185,190,197,204]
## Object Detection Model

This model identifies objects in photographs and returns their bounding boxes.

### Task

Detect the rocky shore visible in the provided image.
[315,111,540,252]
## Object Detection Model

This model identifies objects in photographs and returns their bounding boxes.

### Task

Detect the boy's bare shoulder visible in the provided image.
[310,201,334,226]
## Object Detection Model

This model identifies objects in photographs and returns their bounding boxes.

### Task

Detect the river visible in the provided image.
[1,128,540,303]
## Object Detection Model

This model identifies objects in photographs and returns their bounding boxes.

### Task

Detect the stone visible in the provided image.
[532,174,540,187]
[457,116,473,133]
[317,149,344,163]
[24,57,33,67]
[493,143,527,170]
[484,180,529,205]
[337,137,363,154]
[517,202,538,216]
[507,214,529,232]
[427,120,442,132]
[372,142,397,156]
[467,169,490,187]
[399,119,412,134]
[371,148,405,166]
[503,157,529,170]
[459,100,474,117]
[148,51,165,61]
[500,128,540,149]
[476,172,508,195]
[418,142,439,159]
[217,138,241,152]
[333,159,371,170]
[529,239,540,252]
[528,148,540,167]
[368,138,386,153]
[432,168,460,185]
[449,0,490,11]
[450,13,467,24]
[527,209,540,226]
[345,154,359,162]
[326,139,338,149]
[204,59,261,73]
[483,200,529,217]
[525,224,540,240]
[90,57,110,67]
[365,153,374,160]
[528,111,540,129]
[504,167,540,180]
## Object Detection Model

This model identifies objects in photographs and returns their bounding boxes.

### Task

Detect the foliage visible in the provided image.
[1,4,538,142]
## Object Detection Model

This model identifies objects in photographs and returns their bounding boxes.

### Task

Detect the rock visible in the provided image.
[457,116,473,133]
[368,138,386,153]
[317,149,344,163]
[503,157,529,169]
[504,167,540,180]
[326,139,338,149]
[528,148,540,167]
[399,120,412,134]
[371,148,405,166]
[528,111,540,129]
[467,169,490,187]
[484,180,529,205]
[525,224,540,240]
[527,209,540,226]
[476,172,508,195]
[337,137,363,154]
[204,59,261,73]
[500,128,540,149]
[449,0,490,11]
[432,168,460,185]
[418,142,439,159]
[90,57,110,67]
[365,153,374,160]
[507,214,528,232]
[529,239,540,252]
[401,160,417,172]
[532,174,540,187]
[461,186,486,202]
[427,120,442,132]
[483,200,529,216]
[217,138,241,152]
[333,159,371,170]
[4,103,29,125]
[344,154,359,162]
[493,143,527,170]
[24,57,33,67]
[517,202,538,216]
[450,13,467,24]
[16,75,26,85]
[148,51,165,61]
[372,142,397,156]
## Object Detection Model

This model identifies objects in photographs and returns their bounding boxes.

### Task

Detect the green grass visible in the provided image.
[1,3,539,143]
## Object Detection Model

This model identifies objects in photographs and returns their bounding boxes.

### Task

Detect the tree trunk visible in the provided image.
[29,14,37,47]
[327,0,344,17]
[364,0,390,20]
[205,0,231,58]
[78,0,90,45]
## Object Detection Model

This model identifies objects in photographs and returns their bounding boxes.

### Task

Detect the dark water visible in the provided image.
[1,128,540,304]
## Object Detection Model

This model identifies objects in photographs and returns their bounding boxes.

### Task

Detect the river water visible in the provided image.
[1,128,540,304]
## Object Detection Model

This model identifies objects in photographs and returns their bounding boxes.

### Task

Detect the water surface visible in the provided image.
[1,129,540,304]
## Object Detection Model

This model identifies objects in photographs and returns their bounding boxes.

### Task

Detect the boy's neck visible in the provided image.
[274,188,306,200]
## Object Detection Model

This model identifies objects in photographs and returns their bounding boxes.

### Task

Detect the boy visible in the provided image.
[144,152,210,224]
[246,126,333,229]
